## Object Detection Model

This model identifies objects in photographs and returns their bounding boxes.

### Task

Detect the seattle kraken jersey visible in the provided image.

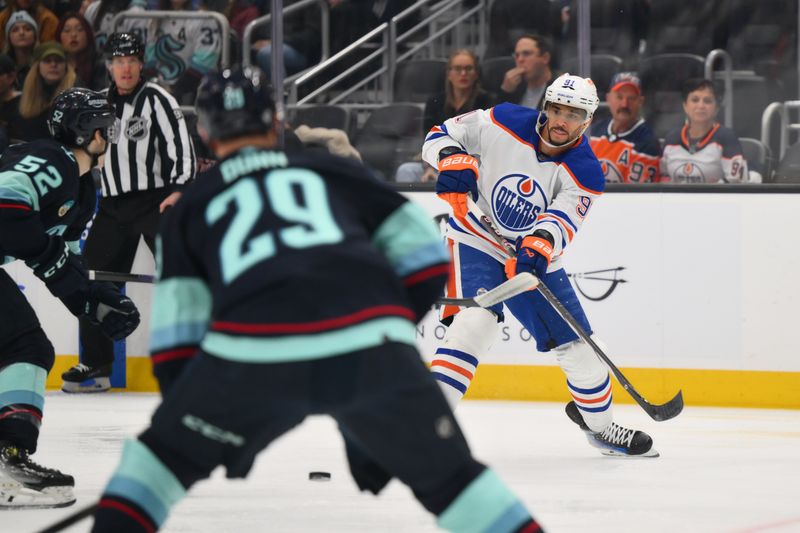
[589,117,661,183]
[145,17,222,85]
[661,123,748,183]
[0,140,93,263]
[150,148,449,364]
[422,103,605,270]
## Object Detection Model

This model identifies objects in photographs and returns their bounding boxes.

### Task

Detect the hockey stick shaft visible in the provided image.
[437,272,538,307]
[465,197,683,421]
[36,502,97,533]
[89,270,155,284]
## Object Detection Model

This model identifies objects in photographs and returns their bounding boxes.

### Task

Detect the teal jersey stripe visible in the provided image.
[437,469,530,533]
[393,241,449,277]
[202,317,417,363]
[0,363,46,410]
[373,201,447,276]
[0,176,39,210]
[105,439,186,526]
[149,277,211,352]
[0,391,45,410]
[151,322,209,354]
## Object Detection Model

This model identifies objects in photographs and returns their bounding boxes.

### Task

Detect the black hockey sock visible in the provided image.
[92,496,158,533]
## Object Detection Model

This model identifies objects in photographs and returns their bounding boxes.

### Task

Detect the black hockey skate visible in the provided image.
[61,363,112,393]
[0,442,76,508]
[565,401,659,458]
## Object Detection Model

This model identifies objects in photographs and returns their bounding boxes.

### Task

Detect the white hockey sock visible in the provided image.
[554,338,613,432]
[431,307,498,409]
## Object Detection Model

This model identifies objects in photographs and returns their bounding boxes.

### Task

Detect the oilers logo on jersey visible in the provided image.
[674,162,705,183]
[492,174,546,233]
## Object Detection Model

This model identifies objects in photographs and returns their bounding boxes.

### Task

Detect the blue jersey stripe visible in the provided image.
[435,347,479,367]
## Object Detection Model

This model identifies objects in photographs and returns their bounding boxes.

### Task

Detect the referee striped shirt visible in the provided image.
[102,80,195,197]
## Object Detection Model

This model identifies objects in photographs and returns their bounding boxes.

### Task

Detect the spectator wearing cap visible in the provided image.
[589,72,661,183]
[7,41,76,141]
[0,52,18,152]
[0,0,58,45]
[2,10,39,86]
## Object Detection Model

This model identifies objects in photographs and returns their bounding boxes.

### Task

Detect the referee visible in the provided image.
[63,32,196,392]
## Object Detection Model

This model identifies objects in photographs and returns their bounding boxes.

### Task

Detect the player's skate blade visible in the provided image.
[565,401,659,458]
[0,444,76,509]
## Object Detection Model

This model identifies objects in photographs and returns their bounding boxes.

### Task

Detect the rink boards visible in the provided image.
[3,190,799,408]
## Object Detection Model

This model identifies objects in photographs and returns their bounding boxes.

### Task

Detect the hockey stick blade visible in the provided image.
[89,270,156,284]
[465,196,684,422]
[438,272,538,308]
[36,502,97,533]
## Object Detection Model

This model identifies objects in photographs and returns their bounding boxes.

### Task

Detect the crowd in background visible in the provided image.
[0,0,792,183]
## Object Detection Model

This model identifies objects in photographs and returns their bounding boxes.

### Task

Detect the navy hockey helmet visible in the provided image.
[105,32,144,60]
[195,67,275,142]
[48,88,115,149]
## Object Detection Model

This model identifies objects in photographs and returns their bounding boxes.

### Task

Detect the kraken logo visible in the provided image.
[570,266,627,301]
[153,34,186,82]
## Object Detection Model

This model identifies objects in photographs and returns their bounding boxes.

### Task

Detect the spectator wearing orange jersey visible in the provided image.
[589,72,661,183]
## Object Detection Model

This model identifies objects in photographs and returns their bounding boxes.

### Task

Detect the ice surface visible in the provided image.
[8,394,800,533]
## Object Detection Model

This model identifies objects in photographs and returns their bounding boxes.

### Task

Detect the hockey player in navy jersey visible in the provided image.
[425,73,658,457]
[0,88,140,508]
[90,67,543,533]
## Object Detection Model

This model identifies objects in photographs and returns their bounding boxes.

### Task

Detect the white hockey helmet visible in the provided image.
[543,73,600,121]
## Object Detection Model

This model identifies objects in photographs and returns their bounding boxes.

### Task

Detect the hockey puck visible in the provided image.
[308,471,331,481]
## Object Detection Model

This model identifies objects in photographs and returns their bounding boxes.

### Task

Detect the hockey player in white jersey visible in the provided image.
[423,73,658,457]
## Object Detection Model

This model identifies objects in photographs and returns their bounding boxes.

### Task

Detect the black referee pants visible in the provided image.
[79,188,171,368]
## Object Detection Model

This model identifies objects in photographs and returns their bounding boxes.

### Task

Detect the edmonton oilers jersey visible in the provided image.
[589,117,661,183]
[0,140,93,263]
[150,147,449,364]
[422,103,605,270]
[661,123,748,183]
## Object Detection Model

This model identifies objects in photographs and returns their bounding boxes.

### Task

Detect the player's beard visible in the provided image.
[546,123,580,147]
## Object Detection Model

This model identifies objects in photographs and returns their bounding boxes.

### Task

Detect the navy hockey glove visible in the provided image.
[505,232,554,280]
[87,282,141,340]
[435,148,479,218]
[25,237,89,298]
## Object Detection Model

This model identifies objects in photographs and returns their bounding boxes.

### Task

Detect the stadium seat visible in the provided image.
[393,59,448,103]
[739,137,771,181]
[639,53,705,139]
[353,104,424,181]
[561,54,623,100]
[289,105,351,134]
[771,141,800,183]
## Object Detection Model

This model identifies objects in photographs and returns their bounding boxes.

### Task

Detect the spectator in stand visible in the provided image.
[494,34,557,109]
[0,53,18,151]
[589,72,661,183]
[395,49,491,183]
[84,0,146,51]
[661,78,749,183]
[7,42,77,141]
[57,12,107,90]
[143,0,222,104]
[0,0,58,46]
[3,11,39,87]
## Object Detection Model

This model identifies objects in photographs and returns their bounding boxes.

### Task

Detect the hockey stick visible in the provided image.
[465,197,684,422]
[437,272,538,308]
[89,270,156,284]
[36,502,97,533]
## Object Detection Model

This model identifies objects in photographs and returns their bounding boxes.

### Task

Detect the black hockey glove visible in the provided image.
[25,236,89,298]
[85,282,141,341]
